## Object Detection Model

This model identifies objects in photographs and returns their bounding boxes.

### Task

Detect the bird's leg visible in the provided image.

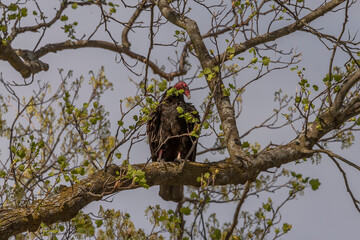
[175,152,183,164]
[157,149,165,164]
[157,149,163,162]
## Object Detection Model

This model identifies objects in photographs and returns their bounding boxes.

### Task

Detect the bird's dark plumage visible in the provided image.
[147,81,200,202]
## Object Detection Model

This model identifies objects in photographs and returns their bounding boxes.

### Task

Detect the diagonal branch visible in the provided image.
[17,40,186,80]
[331,157,360,213]
[154,0,249,162]
[1,101,352,240]
[224,180,251,240]
[7,102,351,239]
[0,139,307,240]
[214,0,346,65]
[333,70,360,114]
[0,44,49,78]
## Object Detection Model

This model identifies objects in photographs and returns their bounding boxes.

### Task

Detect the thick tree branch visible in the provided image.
[0,94,355,239]
[0,44,49,78]
[16,40,186,80]
[154,0,249,162]
[333,69,360,114]
[121,0,148,48]
[1,99,350,239]
[0,139,308,240]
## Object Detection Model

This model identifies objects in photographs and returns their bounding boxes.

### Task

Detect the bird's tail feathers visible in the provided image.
[159,185,183,202]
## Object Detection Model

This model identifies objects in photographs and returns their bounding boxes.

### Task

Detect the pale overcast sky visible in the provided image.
[1,1,360,239]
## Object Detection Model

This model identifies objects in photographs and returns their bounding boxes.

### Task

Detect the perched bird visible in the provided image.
[147,81,200,202]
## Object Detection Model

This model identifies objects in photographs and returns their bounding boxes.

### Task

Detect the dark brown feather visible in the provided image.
[147,87,200,201]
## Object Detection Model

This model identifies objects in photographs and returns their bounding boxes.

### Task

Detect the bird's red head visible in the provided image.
[174,81,191,99]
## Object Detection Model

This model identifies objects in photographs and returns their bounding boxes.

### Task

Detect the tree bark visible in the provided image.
[0,99,353,239]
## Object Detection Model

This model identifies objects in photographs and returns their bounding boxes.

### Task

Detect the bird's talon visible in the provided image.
[175,158,184,164]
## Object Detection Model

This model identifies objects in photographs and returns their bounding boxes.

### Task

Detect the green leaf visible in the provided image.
[159,81,167,91]
[263,203,271,212]
[116,153,122,159]
[8,4,17,11]
[0,25,6,32]
[72,3,78,9]
[309,178,321,190]
[59,225,65,232]
[8,14,16,20]
[64,174,70,182]
[227,47,235,54]
[282,223,292,233]
[17,149,26,159]
[301,98,309,104]
[89,117,97,125]
[262,56,270,66]
[95,219,103,228]
[203,68,212,75]
[180,207,191,215]
[242,141,250,148]
[0,170,6,178]
[190,192,199,199]
[11,146,17,153]
[60,15,68,21]
[83,103,89,109]
[176,106,184,114]
[18,164,25,171]
[312,85,319,91]
[20,7,28,17]
[211,228,221,240]
[334,74,342,82]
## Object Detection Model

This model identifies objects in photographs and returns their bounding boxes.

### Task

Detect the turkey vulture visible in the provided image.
[147,81,200,202]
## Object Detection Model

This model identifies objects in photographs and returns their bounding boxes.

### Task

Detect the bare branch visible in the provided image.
[224,180,251,240]
[30,40,185,80]
[214,0,347,64]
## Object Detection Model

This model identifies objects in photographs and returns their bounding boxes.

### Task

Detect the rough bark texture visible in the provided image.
[0,100,355,239]
[154,0,347,163]
[0,0,355,238]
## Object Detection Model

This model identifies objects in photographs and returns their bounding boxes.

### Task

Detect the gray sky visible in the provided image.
[1,1,360,239]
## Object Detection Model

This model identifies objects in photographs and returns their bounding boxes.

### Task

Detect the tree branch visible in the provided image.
[154,0,249,162]
[214,0,346,64]
[24,40,185,80]
[0,95,354,239]
[0,150,295,240]
[333,69,360,114]
[0,44,49,78]
[224,180,251,240]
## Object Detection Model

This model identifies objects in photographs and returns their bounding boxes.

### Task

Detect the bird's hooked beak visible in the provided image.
[185,91,191,100]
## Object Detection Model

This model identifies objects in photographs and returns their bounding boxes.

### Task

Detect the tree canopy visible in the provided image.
[0,0,360,239]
